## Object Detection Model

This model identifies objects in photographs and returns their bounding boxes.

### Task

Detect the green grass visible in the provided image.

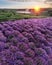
[0,9,51,21]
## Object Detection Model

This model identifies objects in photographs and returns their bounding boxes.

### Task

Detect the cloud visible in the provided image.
[45,0,52,5]
[0,3,49,9]
[8,0,45,2]
[0,0,51,8]
[9,0,32,1]
[46,0,52,2]
[45,0,52,3]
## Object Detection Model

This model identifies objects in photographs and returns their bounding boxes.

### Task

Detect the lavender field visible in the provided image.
[0,17,52,65]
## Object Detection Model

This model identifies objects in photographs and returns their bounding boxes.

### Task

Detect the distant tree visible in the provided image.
[48,9,52,16]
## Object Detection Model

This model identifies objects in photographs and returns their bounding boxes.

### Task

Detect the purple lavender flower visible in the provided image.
[0,17,52,65]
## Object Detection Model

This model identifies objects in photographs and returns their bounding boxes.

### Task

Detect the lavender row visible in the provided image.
[0,17,52,65]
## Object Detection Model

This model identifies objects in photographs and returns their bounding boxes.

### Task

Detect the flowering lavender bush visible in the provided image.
[0,17,52,65]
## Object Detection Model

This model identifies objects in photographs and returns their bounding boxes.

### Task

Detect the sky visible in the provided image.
[0,0,52,9]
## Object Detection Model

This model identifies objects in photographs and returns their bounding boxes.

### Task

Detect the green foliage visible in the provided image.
[0,9,31,21]
[0,9,52,21]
